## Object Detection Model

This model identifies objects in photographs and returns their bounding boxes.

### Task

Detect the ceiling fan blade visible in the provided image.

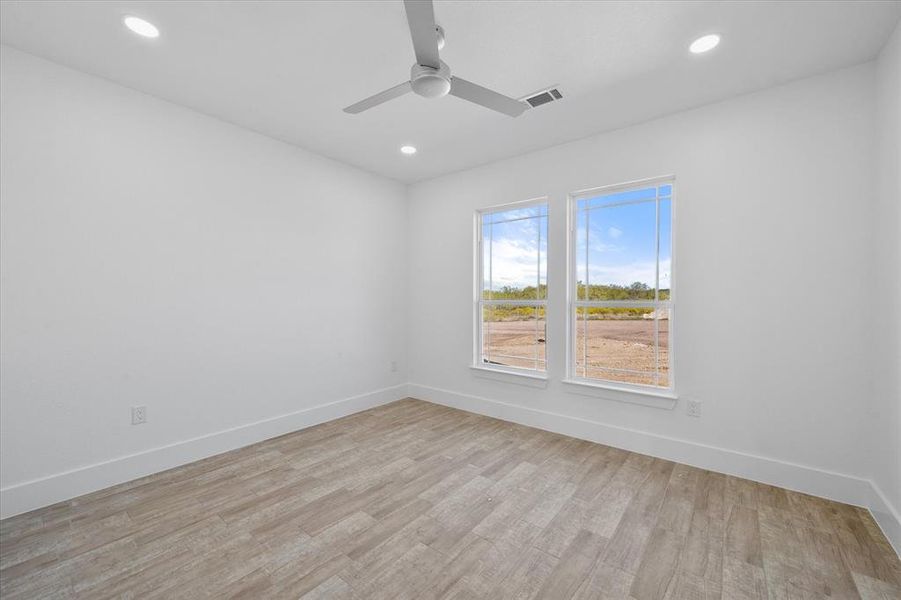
[404,0,440,69]
[449,76,527,117]
[343,81,412,114]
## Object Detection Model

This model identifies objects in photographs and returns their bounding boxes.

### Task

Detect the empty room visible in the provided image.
[1,0,899,598]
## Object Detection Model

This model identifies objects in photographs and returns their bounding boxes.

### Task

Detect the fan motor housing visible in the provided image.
[411,61,451,99]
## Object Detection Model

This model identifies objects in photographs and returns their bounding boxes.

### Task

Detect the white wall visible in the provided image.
[408,65,885,519]
[0,46,408,517]
[1,36,897,549]
[872,22,901,546]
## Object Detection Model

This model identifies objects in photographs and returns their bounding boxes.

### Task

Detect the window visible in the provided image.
[475,200,548,373]
[569,178,673,390]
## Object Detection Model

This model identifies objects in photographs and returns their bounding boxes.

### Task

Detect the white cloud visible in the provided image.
[587,258,671,287]
[585,228,623,253]
[486,226,670,291]
[487,237,541,288]
[607,226,623,239]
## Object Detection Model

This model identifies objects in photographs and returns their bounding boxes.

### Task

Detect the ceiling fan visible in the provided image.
[343,0,527,117]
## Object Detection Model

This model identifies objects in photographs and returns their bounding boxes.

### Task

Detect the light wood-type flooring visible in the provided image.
[1,399,899,599]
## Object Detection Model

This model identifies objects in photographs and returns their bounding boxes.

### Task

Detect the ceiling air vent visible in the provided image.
[522,87,563,108]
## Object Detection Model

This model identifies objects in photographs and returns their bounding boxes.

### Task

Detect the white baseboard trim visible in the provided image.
[869,482,901,556]
[409,383,901,555]
[0,384,409,519]
[4,380,898,556]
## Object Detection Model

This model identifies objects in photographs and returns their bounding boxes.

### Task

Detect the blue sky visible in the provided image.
[576,189,671,290]
[482,207,547,292]
[483,186,671,292]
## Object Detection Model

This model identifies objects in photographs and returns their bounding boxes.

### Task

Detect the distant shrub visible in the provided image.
[483,283,667,321]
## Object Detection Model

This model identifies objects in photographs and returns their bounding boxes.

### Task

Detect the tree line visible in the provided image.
[483,282,669,321]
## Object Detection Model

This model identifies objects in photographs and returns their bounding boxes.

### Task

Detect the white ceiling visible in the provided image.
[2,1,899,183]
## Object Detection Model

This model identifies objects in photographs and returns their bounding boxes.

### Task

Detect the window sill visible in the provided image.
[470,365,549,388]
[561,378,677,409]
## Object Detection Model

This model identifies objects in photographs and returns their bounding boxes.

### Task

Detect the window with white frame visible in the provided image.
[476,200,548,373]
[570,178,673,390]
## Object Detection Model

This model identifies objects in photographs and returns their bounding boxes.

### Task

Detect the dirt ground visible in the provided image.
[482,320,547,370]
[483,318,669,386]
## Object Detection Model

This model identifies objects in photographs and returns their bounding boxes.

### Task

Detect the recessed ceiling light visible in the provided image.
[124,16,160,39]
[689,34,720,54]
[400,145,417,155]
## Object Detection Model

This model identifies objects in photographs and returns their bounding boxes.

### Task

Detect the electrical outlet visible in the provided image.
[390,361,398,373]
[686,400,702,418]
[132,406,147,425]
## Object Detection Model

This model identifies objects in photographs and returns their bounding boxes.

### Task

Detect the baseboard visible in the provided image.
[869,482,901,555]
[0,384,409,519]
[4,381,898,557]
[409,382,901,555]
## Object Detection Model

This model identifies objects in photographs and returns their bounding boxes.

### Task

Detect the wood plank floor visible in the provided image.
[1,398,899,599]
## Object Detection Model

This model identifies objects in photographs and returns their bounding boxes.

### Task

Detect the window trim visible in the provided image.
[473,196,549,377]
[565,175,676,396]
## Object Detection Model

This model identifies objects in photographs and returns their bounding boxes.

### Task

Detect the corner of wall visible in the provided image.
[871,18,901,555]
[0,384,409,519]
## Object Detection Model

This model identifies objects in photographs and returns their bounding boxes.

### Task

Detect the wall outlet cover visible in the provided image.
[132,406,147,425]
[686,400,702,418]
